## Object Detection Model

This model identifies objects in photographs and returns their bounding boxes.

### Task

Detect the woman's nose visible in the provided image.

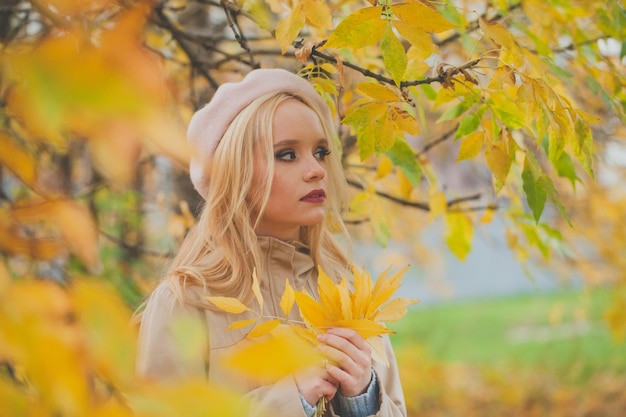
[304,156,326,181]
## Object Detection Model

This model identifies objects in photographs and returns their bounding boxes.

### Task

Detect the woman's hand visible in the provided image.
[316,328,373,397]
[294,362,339,406]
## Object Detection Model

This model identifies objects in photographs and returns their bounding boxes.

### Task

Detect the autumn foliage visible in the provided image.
[1,0,625,415]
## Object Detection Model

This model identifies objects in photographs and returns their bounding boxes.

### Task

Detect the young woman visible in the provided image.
[136,69,407,417]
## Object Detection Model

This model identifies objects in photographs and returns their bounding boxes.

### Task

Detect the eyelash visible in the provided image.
[275,148,331,162]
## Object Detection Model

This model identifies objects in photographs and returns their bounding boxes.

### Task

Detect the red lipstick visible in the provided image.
[301,189,326,203]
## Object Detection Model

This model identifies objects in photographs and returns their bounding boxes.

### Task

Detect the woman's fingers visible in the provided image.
[294,364,339,405]
[317,328,373,397]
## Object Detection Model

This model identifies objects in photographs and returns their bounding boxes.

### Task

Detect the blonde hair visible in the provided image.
[166,91,351,308]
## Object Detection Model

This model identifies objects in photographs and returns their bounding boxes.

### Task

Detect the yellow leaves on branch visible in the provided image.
[343,81,419,160]
[324,3,455,50]
[321,3,455,85]
[272,1,456,86]
[0,133,37,188]
[3,4,189,183]
[0,200,100,272]
[274,0,332,53]
[0,275,249,417]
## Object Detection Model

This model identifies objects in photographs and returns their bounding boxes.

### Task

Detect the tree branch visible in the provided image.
[220,0,257,68]
[416,125,459,156]
[306,43,482,90]
[347,178,486,212]
[347,178,430,210]
[151,4,221,90]
[436,2,522,48]
[99,229,172,258]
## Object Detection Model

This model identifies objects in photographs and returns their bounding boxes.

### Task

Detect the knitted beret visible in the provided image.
[187,68,332,199]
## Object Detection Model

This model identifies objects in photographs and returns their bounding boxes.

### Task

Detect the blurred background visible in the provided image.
[1,0,625,416]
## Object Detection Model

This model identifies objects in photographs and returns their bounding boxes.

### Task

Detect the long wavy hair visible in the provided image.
[165,91,351,308]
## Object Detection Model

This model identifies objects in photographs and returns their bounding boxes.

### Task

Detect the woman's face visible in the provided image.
[254,99,330,241]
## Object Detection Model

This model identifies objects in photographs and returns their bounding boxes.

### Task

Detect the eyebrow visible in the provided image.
[273,138,329,148]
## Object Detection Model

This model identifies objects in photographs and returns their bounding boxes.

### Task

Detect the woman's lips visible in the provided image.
[300,189,326,202]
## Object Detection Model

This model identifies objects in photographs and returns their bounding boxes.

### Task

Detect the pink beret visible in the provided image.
[187,68,332,199]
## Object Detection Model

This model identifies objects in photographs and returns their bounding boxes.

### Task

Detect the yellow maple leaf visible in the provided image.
[294,290,331,329]
[297,265,416,337]
[295,264,418,365]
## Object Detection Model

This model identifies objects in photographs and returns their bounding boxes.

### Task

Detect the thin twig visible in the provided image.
[220,0,257,67]
[347,179,486,211]
[151,4,220,90]
[347,178,430,211]
[417,125,459,156]
[99,229,172,258]
[308,44,482,90]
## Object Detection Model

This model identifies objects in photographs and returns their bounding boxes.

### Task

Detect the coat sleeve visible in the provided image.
[135,282,209,381]
[370,335,407,417]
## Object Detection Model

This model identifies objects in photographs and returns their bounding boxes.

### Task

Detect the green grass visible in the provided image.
[389,287,626,383]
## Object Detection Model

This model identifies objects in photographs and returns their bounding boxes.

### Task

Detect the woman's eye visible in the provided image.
[315,148,331,160]
[275,150,296,161]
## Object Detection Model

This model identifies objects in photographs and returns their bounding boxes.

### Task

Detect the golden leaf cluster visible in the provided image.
[207,265,418,371]
[0,278,250,417]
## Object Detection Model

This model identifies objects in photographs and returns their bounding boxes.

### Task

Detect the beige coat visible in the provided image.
[136,236,407,417]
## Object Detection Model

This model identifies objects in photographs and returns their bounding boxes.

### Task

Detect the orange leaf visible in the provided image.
[0,132,37,187]
[11,200,100,271]
[0,215,62,260]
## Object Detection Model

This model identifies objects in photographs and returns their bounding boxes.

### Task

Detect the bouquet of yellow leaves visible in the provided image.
[206,263,418,372]
[206,264,417,416]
